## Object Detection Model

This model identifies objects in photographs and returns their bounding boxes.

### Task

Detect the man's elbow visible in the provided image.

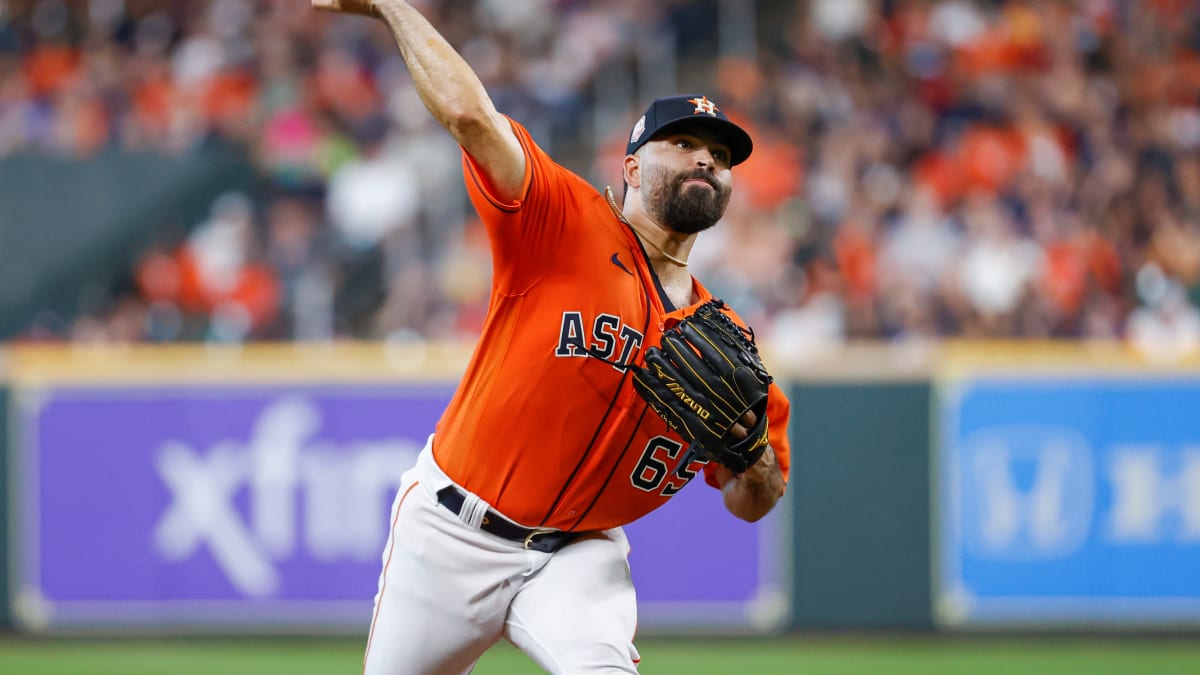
[725,492,782,523]
[441,101,498,143]
[734,508,768,523]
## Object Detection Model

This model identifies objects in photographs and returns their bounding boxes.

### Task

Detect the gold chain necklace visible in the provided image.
[605,186,689,267]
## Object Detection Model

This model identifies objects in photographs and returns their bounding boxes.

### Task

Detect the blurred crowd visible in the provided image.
[2,0,1199,359]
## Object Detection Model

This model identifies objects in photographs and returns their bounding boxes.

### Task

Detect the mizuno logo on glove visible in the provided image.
[665,381,710,420]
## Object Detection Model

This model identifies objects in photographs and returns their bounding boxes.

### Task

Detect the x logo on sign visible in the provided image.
[153,441,280,597]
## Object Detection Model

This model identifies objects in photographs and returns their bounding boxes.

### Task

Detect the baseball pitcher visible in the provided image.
[312,2,792,673]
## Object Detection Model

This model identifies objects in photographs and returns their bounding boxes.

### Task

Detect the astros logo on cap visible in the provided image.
[689,96,718,116]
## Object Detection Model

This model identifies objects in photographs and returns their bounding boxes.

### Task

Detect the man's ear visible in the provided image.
[623,153,641,190]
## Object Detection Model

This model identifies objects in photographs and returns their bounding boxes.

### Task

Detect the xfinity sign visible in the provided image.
[15,379,779,633]
[15,383,456,629]
[152,397,417,597]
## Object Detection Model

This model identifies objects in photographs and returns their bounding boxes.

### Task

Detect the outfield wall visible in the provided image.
[2,342,1199,633]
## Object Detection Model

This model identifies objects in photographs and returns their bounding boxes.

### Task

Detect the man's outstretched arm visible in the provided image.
[312,0,526,202]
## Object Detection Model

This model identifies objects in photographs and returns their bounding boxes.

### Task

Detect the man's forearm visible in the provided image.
[721,445,785,522]
[372,0,495,135]
[367,0,525,199]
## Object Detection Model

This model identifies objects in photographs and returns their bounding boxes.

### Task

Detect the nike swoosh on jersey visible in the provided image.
[610,252,633,276]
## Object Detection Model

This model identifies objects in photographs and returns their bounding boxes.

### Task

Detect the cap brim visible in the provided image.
[648,116,754,166]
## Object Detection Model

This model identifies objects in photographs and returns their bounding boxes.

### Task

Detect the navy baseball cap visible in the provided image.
[626,94,753,166]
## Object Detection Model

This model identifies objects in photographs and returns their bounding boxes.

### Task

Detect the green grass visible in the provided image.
[2,635,1200,674]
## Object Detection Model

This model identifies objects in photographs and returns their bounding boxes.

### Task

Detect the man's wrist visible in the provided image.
[743,445,784,494]
[747,444,776,476]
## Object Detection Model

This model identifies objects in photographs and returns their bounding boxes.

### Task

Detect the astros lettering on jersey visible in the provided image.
[432,117,792,532]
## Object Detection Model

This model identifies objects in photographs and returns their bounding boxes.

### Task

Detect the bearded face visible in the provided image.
[639,160,732,235]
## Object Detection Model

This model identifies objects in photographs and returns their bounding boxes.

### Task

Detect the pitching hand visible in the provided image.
[311,0,379,17]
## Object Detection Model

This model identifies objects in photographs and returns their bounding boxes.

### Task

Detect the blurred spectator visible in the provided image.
[136,191,280,342]
[264,191,336,341]
[1127,264,1200,362]
[324,115,420,336]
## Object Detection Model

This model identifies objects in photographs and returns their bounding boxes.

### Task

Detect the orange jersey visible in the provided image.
[433,118,791,532]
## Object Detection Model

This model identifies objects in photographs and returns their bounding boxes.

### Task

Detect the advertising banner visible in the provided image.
[937,375,1200,626]
[11,382,782,631]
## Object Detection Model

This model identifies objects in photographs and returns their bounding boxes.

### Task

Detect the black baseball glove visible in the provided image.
[631,299,772,474]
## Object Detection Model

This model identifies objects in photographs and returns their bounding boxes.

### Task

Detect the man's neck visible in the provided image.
[606,186,697,288]
[620,213,693,268]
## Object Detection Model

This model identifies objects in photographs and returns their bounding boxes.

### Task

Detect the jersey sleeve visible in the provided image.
[461,116,581,295]
[765,381,792,483]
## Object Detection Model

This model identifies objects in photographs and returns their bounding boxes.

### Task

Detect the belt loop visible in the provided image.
[456,491,490,529]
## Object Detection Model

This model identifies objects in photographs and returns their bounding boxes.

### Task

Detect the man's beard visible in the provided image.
[641,164,731,235]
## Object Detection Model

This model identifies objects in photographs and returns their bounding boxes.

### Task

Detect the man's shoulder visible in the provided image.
[506,117,605,197]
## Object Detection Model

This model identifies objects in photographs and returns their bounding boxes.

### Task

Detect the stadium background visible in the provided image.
[2,0,1200,672]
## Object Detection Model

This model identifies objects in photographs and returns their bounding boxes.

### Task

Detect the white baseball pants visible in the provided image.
[362,438,641,674]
